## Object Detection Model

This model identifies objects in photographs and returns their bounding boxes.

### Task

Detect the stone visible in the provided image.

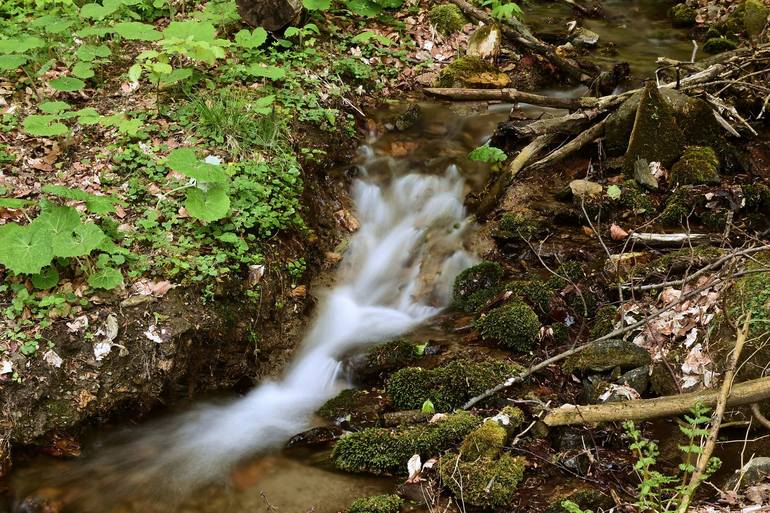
[670,146,721,185]
[467,24,502,60]
[703,37,738,54]
[650,361,680,396]
[669,3,696,27]
[570,27,600,47]
[564,339,651,373]
[435,56,509,88]
[725,457,770,490]
[623,82,684,175]
[617,365,650,395]
[428,4,467,35]
[743,0,770,36]
[569,179,603,198]
[236,0,301,31]
[633,159,659,190]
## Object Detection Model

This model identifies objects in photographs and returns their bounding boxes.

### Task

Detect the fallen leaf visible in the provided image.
[610,223,629,240]
[43,350,63,368]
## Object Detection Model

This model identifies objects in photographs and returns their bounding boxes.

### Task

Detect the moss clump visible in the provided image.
[507,279,554,314]
[460,420,508,460]
[332,411,480,474]
[744,183,770,211]
[732,253,770,338]
[348,494,403,513]
[498,212,543,239]
[439,453,526,507]
[365,339,418,376]
[435,56,498,88]
[551,322,570,343]
[670,146,720,185]
[660,187,697,225]
[743,0,770,36]
[669,3,696,26]
[619,180,654,213]
[318,389,367,420]
[476,301,540,352]
[564,339,651,373]
[704,37,738,54]
[428,4,467,35]
[590,305,617,340]
[386,359,517,411]
[547,260,587,290]
[497,405,525,431]
[452,261,503,313]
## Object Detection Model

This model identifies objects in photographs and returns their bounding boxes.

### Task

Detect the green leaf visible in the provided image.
[76,44,111,62]
[41,185,120,214]
[31,266,60,289]
[32,205,81,238]
[246,64,286,80]
[72,61,95,79]
[343,0,380,17]
[0,198,33,208]
[158,67,192,86]
[52,223,106,258]
[185,186,230,222]
[421,399,435,414]
[0,223,54,275]
[88,266,123,289]
[113,22,162,41]
[80,2,118,20]
[76,26,115,38]
[166,148,229,184]
[39,101,72,114]
[302,0,331,10]
[0,55,27,70]
[607,184,622,200]
[128,63,142,82]
[234,27,268,49]
[0,37,45,54]
[468,144,507,163]
[50,77,86,92]
[163,21,217,42]
[23,115,69,137]
[351,31,393,45]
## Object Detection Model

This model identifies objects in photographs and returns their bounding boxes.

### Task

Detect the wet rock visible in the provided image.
[452,261,503,313]
[564,339,651,373]
[556,427,588,451]
[725,457,770,490]
[617,365,650,395]
[623,82,684,175]
[669,3,696,27]
[435,56,509,88]
[633,159,659,190]
[464,71,511,88]
[650,362,680,396]
[428,4,467,35]
[670,146,721,185]
[439,453,526,507]
[286,426,343,447]
[744,0,770,36]
[467,24,502,60]
[317,389,384,428]
[570,27,600,47]
[394,104,422,131]
[352,338,419,384]
[568,179,603,198]
[555,42,576,58]
[704,36,738,54]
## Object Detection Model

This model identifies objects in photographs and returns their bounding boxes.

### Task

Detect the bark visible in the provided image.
[508,109,602,138]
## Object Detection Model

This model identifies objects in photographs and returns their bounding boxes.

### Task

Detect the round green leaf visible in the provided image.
[246,65,286,80]
[303,0,331,9]
[75,44,111,62]
[52,222,106,258]
[50,77,86,92]
[88,266,123,289]
[0,55,27,71]
[31,266,60,289]
[167,148,229,184]
[0,223,54,275]
[185,186,230,222]
[23,115,69,137]
[234,28,267,49]
[72,62,95,79]
[32,205,81,238]
[39,101,72,114]
[113,22,162,41]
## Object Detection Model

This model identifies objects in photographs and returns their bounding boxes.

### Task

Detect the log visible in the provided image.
[527,117,607,171]
[510,109,602,138]
[423,87,589,110]
[543,374,770,426]
[628,232,715,246]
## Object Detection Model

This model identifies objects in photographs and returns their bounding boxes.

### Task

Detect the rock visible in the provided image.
[703,37,738,54]
[569,179,603,198]
[452,261,503,313]
[633,159,659,190]
[460,421,508,460]
[650,361,680,396]
[428,3,467,35]
[476,301,541,352]
[570,27,600,47]
[236,0,301,31]
[556,427,588,450]
[670,146,721,185]
[743,0,769,36]
[623,82,684,175]
[439,453,526,507]
[725,457,770,490]
[394,104,422,131]
[467,24,502,60]
[464,71,511,88]
[669,3,696,27]
[555,42,576,58]
[564,339,651,373]
[286,426,343,447]
[435,56,508,88]
[617,365,650,395]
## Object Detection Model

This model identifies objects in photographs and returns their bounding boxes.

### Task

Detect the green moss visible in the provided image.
[348,494,403,513]
[619,180,654,213]
[660,187,696,225]
[743,0,769,36]
[497,405,525,430]
[317,389,382,426]
[507,279,554,314]
[332,411,480,474]
[564,339,651,373]
[547,260,587,289]
[733,252,770,338]
[476,301,540,352]
[744,183,770,211]
[386,359,518,411]
[499,212,543,239]
[452,261,504,313]
[636,246,724,278]
[365,339,418,374]
[394,104,421,131]
[428,4,467,35]
[670,146,720,185]
[439,453,526,507]
[704,37,738,54]
[669,3,696,26]
[460,420,508,460]
[435,56,497,88]
[590,305,617,340]
[551,322,570,343]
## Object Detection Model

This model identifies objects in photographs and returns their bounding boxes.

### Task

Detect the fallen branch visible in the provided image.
[527,117,608,171]
[423,87,588,110]
[507,109,603,138]
[628,232,715,246]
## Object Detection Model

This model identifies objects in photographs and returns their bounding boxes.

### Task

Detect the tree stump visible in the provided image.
[236,0,302,31]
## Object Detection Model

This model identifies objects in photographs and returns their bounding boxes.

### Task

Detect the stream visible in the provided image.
[3,2,727,512]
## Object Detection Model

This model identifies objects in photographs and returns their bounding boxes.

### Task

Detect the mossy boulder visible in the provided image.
[428,3,467,35]
[467,24,502,59]
[704,37,738,54]
[732,252,770,340]
[506,279,554,314]
[623,82,684,175]
[547,260,587,290]
[493,405,525,433]
[439,452,526,508]
[348,494,403,513]
[460,420,508,460]
[317,389,383,427]
[332,411,480,474]
[435,56,509,88]
[357,339,419,382]
[670,146,720,185]
[743,0,769,36]
[669,3,696,26]
[476,301,540,352]
[498,211,544,239]
[564,339,651,373]
[452,261,503,313]
[590,305,617,340]
[385,359,517,411]
[660,187,696,225]
[744,183,770,212]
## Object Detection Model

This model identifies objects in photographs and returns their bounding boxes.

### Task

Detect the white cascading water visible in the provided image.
[26,143,477,507]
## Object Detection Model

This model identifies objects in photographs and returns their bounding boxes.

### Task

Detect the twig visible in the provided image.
[750,402,770,430]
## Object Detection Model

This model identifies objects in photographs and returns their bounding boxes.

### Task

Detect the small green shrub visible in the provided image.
[439,452,526,507]
[476,301,540,352]
[348,494,403,513]
[452,261,503,313]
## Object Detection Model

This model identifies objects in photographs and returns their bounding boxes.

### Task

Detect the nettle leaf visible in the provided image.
[247,64,286,80]
[76,44,111,62]
[50,77,86,92]
[113,22,162,41]
[52,222,106,258]
[88,266,123,289]
[185,186,230,222]
[76,26,115,38]
[166,148,229,184]
[351,31,393,45]
[42,184,120,214]
[302,0,331,10]
[33,205,81,239]
[468,144,507,164]
[72,61,95,79]
[127,63,142,82]
[31,266,60,289]
[163,21,217,42]
[23,115,69,137]
[39,101,72,114]
[0,55,27,70]
[234,27,268,49]
[0,223,54,275]
[252,95,275,115]
[29,15,74,34]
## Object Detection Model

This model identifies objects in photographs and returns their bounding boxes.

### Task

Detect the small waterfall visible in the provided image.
[19,143,476,509]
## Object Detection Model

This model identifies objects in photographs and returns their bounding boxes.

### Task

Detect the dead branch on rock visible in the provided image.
[423,87,589,109]
[628,232,716,246]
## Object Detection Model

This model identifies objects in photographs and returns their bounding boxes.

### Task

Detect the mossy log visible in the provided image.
[424,87,590,109]
[543,375,770,426]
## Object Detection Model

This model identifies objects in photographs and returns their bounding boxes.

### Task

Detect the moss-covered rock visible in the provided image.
[547,260,587,290]
[317,389,383,426]
[506,279,554,314]
[332,411,480,474]
[743,183,770,211]
[467,24,502,59]
[476,301,540,352]
[428,3,467,35]
[386,359,517,411]
[452,261,503,313]
[498,211,544,239]
[670,146,720,185]
[564,339,651,373]
[494,405,525,433]
[743,0,769,36]
[623,82,684,174]
[550,322,570,343]
[435,56,509,88]
[704,36,738,54]
[732,252,770,339]
[348,494,403,513]
[669,3,696,26]
[460,420,508,460]
[619,180,654,213]
[590,305,617,340]
[660,187,696,225]
[394,104,422,131]
[439,452,526,507]
[361,339,419,381]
